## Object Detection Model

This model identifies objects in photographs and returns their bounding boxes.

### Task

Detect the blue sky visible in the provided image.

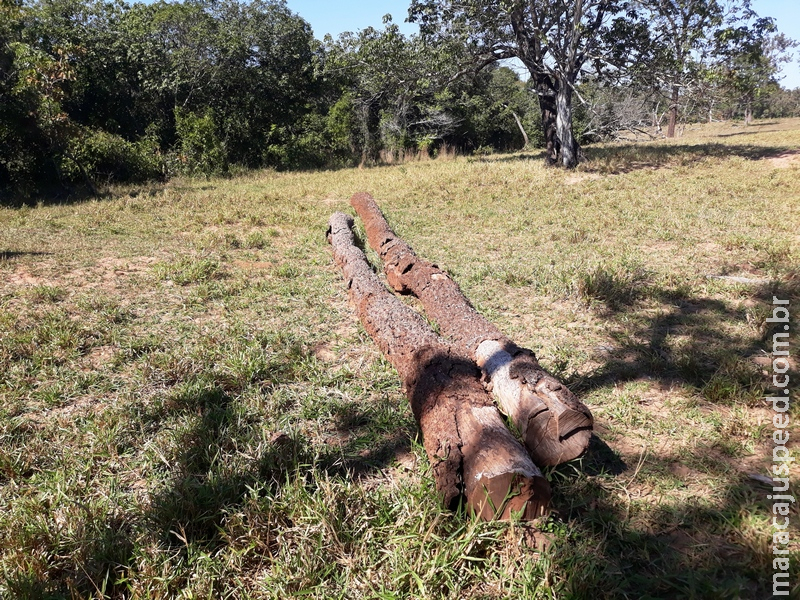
[285,0,800,89]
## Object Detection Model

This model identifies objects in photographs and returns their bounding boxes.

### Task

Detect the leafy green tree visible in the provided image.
[712,17,797,124]
[0,0,49,195]
[446,66,541,152]
[409,0,618,168]
[323,18,465,163]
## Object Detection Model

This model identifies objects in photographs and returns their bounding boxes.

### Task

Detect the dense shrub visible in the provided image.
[173,109,228,177]
[62,129,165,184]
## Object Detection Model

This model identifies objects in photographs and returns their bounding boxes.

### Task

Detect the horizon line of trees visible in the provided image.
[1,0,798,200]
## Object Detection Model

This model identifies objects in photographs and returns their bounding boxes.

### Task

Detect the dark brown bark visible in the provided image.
[327,212,550,520]
[538,91,560,166]
[667,85,679,138]
[350,193,593,467]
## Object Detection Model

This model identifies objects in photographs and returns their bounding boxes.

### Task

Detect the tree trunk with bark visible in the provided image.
[667,84,679,138]
[510,110,529,148]
[539,92,560,166]
[327,212,550,520]
[350,193,593,467]
[555,76,579,169]
[532,75,560,167]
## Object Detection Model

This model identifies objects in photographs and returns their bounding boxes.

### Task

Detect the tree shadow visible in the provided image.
[545,447,786,598]
[43,355,416,598]
[16,274,794,597]
[0,251,52,260]
[580,142,795,175]
[467,150,548,164]
[567,279,796,405]
[0,185,112,208]
[467,141,793,175]
[716,129,787,138]
[546,279,797,596]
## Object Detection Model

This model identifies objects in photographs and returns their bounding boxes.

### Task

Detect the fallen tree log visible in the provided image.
[350,193,593,467]
[327,212,550,520]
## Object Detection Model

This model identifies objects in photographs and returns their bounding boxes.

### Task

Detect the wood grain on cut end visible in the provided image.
[470,473,552,521]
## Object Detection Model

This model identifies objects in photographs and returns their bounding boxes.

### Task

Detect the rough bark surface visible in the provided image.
[555,79,578,169]
[350,193,593,466]
[538,92,560,166]
[667,85,679,138]
[327,212,550,519]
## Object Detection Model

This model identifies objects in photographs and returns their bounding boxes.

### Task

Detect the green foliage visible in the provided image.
[450,67,542,152]
[63,128,164,183]
[174,108,227,176]
[1,0,795,198]
[711,18,798,122]
[1,0,326,196]
[324,93,360,165]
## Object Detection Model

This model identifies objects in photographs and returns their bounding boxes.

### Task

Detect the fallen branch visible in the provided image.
[350,193,593,467]
[327,212,550,520]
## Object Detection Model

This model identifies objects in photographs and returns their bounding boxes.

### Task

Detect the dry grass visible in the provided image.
[0,118,798,599]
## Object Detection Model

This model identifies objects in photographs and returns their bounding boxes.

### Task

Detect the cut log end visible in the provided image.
[477,339,593,466]
[468,473,551,521]
[523,383,594,466]
[525,418,593,467]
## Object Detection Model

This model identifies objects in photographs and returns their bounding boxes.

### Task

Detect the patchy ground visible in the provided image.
[0,118,798,599]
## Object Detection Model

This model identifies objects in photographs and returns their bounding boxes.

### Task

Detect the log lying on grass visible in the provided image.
[350,193,592,467]
[327,212,550,520]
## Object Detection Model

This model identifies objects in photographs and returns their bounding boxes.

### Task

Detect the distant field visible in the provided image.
[1,119,798,599]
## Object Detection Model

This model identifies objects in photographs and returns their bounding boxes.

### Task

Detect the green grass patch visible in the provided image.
[0,118,798,598]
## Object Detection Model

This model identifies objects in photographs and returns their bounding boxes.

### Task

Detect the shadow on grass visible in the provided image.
[716,127,786,138]
[0,184,109,208]
[580,142,796,175]
[529,271,799,597]
[0,251,52,260]
[14,278,795,598]
[145,386,415,552]
[7,332,416,598]
[471,141,794,175]
[568,277,797,407]
[0,180,171,209]
[545,440,787,598]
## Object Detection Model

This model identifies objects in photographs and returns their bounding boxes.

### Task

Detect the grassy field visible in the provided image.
[1,118,799,599]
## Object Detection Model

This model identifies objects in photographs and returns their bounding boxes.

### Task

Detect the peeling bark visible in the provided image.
[327,212,550,520]
[350,193,593,467]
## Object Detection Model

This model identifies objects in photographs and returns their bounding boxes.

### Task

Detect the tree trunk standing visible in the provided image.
[531,72,559,165]
[350,193,593,467]
[326,212,551,520]
[510,110,529,148]
[745,101,753,125]
[667,84,679,138]
[555,77,579,168]
[538,92,560,165]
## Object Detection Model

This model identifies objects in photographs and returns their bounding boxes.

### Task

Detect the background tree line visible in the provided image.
[0,0,796,198]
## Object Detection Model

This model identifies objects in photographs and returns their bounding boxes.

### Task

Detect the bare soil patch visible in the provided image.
[6,267,45,287]
[767,150,800,168]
